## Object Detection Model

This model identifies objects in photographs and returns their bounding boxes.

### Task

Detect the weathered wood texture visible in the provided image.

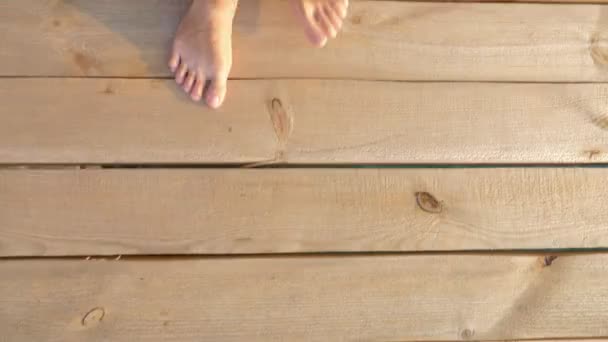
[3,0,608,80]
[2,255,608,341]
[2,79,608,164]
[2,168,607,256]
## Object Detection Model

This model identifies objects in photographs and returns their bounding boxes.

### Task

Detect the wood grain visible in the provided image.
[2,79,608,164]
[0,79,275,164]
[2,254,608,341]
[3,0,608,81]
[1,168,607,256]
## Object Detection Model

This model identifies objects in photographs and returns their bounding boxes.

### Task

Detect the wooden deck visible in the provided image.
[2,0,608,341]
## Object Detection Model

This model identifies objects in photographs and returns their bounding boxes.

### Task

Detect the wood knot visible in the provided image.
[71,49,102,75]
[102,85,114,95]
[460,328,475,340]
[267,97,293,161]
[271,98,282,111]
[350,15,362,25]
[415,192,442,213]
[584,149,602,160]
[590,114,608,131]
[269,98,289,140]
[81,307,105,327]
[542,255,558,267]
[590,32,608,67]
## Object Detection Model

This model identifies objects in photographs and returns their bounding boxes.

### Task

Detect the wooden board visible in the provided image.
[2,79,608,164]
[2,168,607,256]
[3,0,608,81]
[0,79,275,164]
[2,254,608,341]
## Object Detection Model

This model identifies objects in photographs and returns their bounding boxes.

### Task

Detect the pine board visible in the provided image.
[2,255,608,341]
[3,1,608,81]
[2,168,607,256]
[2,79,608,164]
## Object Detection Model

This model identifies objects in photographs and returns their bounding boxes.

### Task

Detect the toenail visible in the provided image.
[209,95,220,108]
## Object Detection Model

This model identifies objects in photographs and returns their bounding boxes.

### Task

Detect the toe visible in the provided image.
[291,0,328,47]
[317,6,337,38]
[324,4,343,31]
[305,11,328,47]
[168,51,180,72]
[330,0,348,18]
[183,72,196,93]
[191,76,205,102]
[205,74,228,109]
[175,63,188,85]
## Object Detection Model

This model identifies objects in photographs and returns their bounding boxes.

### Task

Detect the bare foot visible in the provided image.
[290,0,349,47]
[169,0,237,108]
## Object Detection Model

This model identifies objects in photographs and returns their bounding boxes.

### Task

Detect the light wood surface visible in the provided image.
[2,79,608,164]
[3,1,608,340]
[3,0,608,81]
[2,168,607,256]
[0,79,275,164]
[2,254,608,341]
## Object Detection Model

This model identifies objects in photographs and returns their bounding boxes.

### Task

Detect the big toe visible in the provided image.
[205,76,228,109]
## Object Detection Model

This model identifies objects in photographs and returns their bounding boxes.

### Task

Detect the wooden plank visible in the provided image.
[0,79,276,164]
[3,0,608,81]
[2,168,607,256]
[2,79,608,164]
[2,254,608,341]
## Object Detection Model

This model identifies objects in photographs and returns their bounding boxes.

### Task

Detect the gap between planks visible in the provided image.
[0,251,604,262]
